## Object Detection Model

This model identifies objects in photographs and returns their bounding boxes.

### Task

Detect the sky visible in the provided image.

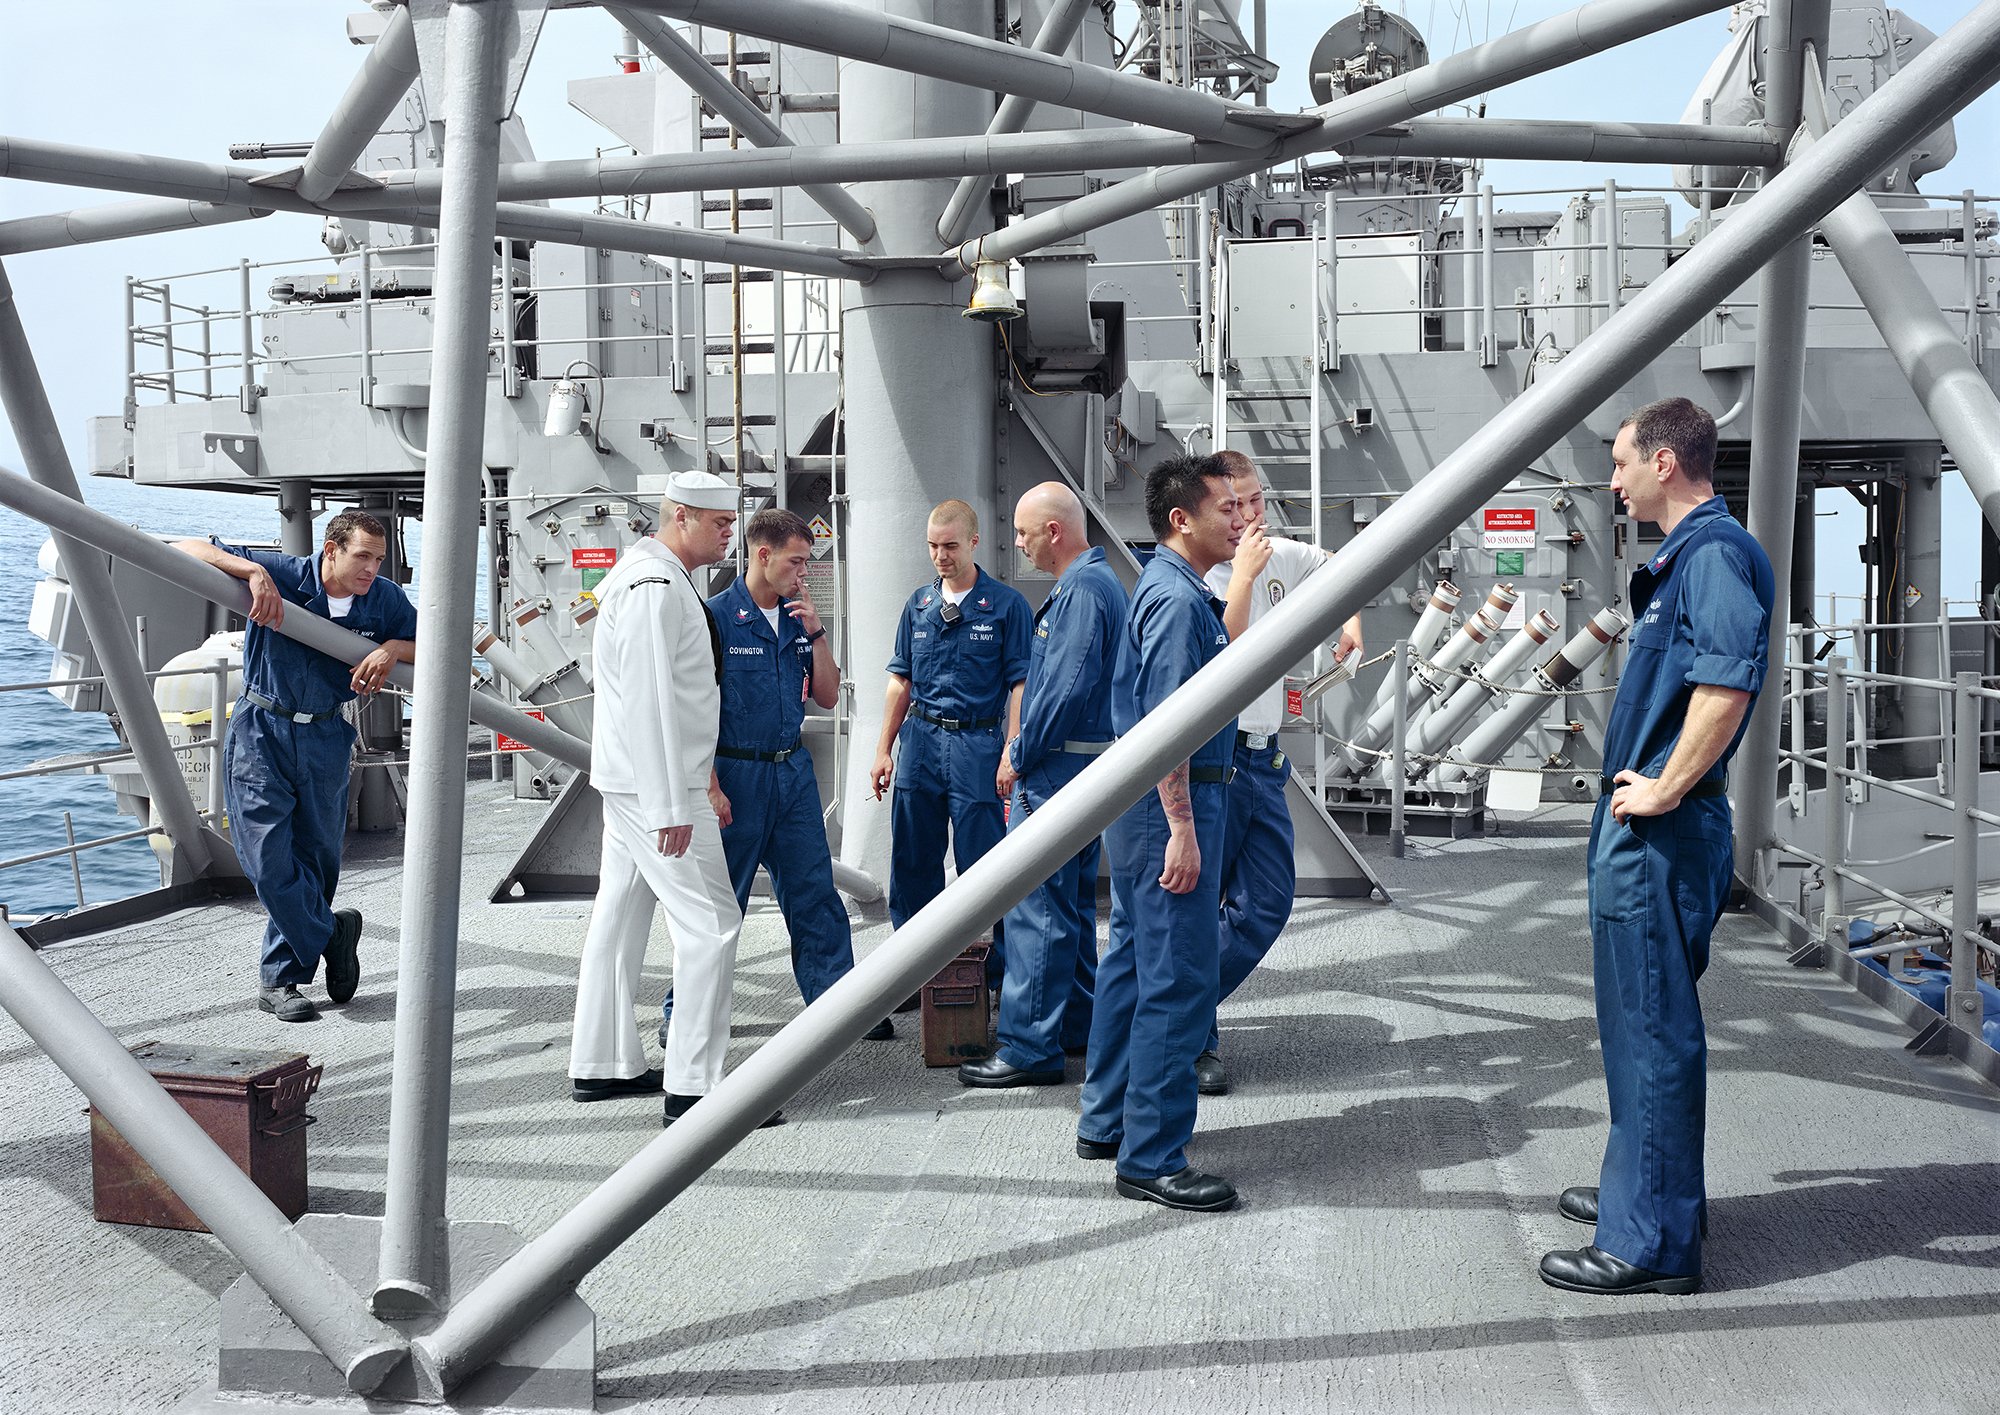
[1,0,1996,609]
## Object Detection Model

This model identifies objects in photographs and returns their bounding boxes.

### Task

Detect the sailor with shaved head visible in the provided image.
[959,483,1129,1089]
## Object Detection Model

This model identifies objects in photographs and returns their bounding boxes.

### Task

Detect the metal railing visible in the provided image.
[0,661,233,907]
[1766,635,2000,1044]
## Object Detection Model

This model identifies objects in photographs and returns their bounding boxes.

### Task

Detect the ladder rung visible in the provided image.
[1228,389,1311,401]
[704,50,770,66]
[705,414,777,427]
[704,270,773,284]
[701,198,773,213]
[703,342,775,356]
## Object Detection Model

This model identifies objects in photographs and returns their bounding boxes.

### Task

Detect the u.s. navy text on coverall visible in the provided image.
[1078,546,1235,1179]
[994,546,1129,1071]
[887,567,1031,960]
[707,575,854,1005]
[215,539,417,990]
[571,537,744,1095]
[1590,494,1772,1276]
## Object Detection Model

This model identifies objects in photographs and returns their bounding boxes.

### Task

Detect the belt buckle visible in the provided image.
[1246,732,1272,751]
[292,710,314,724]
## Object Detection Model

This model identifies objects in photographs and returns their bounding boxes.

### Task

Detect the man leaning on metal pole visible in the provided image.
[1542,397,1773,1296]
[568,470,781,1129]
[172,509,416,1023]
[1076,454,1244,1212]
[958,482,1128,1089]
[1198,448,1364,1096]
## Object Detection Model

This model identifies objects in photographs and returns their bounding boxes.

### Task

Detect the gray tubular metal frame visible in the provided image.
[412,2,2000,1391]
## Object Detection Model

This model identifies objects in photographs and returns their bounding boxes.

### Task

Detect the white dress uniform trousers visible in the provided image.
[569,535,743,1094]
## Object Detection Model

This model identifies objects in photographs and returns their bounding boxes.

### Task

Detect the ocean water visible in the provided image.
[0,481,337,918]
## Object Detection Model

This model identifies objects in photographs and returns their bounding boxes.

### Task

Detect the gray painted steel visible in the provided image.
[955,0,1744,266]
[0,921,407,1394]
[622,0,1318,148]
[606,5,879,246]
[0,259,218,881]
[293,2,422,204]
[1734,3,1832,890]
[0,198,267,255]
[936,0,1094,246]
[373,0,511,1317]
[1337,116,1784,167]
[414,4,2000,1389]
[0,465,591,765]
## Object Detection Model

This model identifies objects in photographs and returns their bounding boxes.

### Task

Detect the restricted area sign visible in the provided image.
[496,709,547,753]
[571,546,618,568]
[1481,507,1537,550]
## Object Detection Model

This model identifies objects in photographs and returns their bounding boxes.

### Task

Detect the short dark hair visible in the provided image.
[1620,397,1717,485]
[747,507,813,551]
[324,509,387,551]
[1145,454,1230,540]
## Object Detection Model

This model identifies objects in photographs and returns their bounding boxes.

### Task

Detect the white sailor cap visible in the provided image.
[664,470,737,511]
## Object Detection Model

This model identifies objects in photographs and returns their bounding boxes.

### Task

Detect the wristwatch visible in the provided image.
[805,627,826,643]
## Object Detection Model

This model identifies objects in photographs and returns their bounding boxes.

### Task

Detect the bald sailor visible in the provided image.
[569,470,778,1129]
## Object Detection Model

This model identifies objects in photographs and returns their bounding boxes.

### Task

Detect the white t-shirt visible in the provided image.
[940,582,973,608]
[760,602,782,636]
[1205,537,1327,736]
[326,594,353,619]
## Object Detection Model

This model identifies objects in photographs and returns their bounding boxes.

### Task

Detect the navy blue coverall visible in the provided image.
[1078,546,1236,1179]
[215,540,417,989]
[887,567,1031,974]
[662,577,853,1025]
[993,547,1129,1071]
[1589,495,1772,1276]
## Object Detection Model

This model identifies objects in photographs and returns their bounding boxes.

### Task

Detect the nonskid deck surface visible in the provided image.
[2,788,1996,1414]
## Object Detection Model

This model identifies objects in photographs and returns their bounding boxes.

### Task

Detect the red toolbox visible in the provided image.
[920,940,994,1067]
[89,1040,321,1231]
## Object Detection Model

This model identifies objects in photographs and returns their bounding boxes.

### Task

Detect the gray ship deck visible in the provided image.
[3,790,1997,1414]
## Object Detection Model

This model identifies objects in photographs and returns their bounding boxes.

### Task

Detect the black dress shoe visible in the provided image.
[1194,1049,1230,1096]
[957,1055,1064,1088]
[1115,1168,1237,1212]
[1558,1185,1706,1236]
[323,909,362,1005]
[1558,1185,1599,1225]
[862,1018,895,1042]
[663,1092,783,1129]
[257,985,319,1022]
[1075,1136,1118,1161]
[1539,1245,1700,1295]
[572,1068,663,1103]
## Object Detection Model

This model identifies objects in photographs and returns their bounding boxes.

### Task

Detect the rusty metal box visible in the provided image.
[90,1041,321,1231]
[920,940,994,1067]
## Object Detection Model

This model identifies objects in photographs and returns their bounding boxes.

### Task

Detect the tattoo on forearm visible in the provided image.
[1157,762,1192,824]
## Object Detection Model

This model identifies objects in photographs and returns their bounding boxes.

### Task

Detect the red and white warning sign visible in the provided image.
[571,546,618,569]
[1481,507,1537,550]
[496,709,547,753]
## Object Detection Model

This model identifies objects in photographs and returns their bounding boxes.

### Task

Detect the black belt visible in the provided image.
[1235,729,1279,751]
[1600,776,1727,799]
[244,691,343,724]
[717,741,802,764]
[1189,765,1237,785]
[913,708,999,732]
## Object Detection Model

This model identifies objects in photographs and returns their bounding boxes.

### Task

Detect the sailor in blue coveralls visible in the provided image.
[1077,455,1245,1213]
[658,509,896,1043]
[868,500,1030,988]
[958,483,1128,1088]
[174,510,417,1023]
[1541,398,1772,1296]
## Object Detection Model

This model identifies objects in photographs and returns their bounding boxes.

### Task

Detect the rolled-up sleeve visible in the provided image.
[886,601,913,677]
[1682,541,1770,696]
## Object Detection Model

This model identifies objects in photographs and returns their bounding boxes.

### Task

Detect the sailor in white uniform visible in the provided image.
[568,470,776,1127]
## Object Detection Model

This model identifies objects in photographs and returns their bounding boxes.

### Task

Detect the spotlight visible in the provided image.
[544,379,587,438]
